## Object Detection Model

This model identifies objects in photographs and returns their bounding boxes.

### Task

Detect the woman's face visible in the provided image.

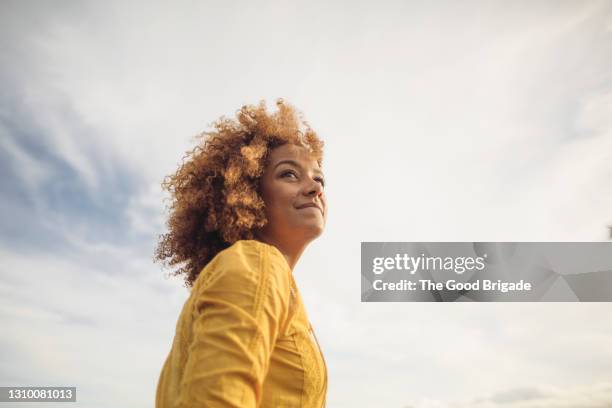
[258,144,327,246]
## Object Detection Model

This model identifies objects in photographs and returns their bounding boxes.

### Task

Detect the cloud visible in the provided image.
[0,242,186,407]
[410,381,612,408]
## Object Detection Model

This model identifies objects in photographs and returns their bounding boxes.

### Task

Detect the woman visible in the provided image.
[154,99,328,407]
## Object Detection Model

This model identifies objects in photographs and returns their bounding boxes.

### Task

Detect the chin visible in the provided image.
[299,223,325,242]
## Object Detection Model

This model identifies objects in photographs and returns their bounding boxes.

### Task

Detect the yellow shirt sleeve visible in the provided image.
[175,241,292,408]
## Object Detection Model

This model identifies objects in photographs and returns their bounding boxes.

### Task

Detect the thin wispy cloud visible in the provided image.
[410,381,612,408]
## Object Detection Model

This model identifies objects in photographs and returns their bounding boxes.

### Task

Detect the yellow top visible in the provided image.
[156,240,328,408]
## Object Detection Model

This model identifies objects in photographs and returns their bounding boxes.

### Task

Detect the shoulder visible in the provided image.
[216,240,290,276]
[194,240,291,294]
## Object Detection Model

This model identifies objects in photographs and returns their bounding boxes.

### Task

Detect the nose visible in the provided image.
[304,177,323,198]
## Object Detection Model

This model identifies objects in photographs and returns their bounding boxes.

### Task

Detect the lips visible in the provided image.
[296,203,323,216]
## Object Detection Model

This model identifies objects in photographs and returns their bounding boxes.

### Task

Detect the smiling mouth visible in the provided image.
[297,206,323,216]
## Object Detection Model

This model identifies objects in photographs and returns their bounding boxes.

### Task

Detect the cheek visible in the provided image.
[264,190,294,217]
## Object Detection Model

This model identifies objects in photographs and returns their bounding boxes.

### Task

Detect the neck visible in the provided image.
[255,234,308,271]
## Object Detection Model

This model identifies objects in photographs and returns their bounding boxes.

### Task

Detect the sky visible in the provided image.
[1,0,612,407]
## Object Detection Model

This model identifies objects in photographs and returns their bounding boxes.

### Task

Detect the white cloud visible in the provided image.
[409,381,612,408]
[0,244,187,408]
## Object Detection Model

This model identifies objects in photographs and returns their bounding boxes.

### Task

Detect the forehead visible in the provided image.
[267,144,322,170]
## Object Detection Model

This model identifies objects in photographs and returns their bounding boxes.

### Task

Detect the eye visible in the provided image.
[315,177,325,187]
[280,170,298,179]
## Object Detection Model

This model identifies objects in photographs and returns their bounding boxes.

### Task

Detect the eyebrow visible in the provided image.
[273,159,324,176]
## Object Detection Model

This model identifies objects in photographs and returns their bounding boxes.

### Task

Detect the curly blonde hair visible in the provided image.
[154,99,324,288]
